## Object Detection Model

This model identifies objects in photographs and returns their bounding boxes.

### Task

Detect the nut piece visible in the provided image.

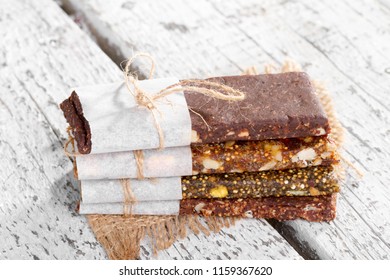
[194,202,206,213]
[191,130,200,142]
[209,185,229,198]
[264,143,283,161]
[238,129,249,137]
[286,190,307,196]
[231,168,243,173]
[320,151,332,159]
[224,140,235,147]
[259,160,277,171]
[309,187,320,196]
[304,205,320,211]
[291,148,317,163]
[244,210,253,218]
[314,127,326,136]
[202,209,213,216]
[313,158,322,166]
[273,150,283,161]
[202,158,222,170]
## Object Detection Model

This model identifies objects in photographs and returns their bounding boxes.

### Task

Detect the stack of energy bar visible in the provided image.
[60,72,339,222]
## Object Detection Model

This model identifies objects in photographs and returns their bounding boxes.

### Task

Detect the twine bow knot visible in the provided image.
[123,52,246,151]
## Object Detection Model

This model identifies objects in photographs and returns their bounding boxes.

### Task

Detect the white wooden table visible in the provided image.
[1,0,389,259]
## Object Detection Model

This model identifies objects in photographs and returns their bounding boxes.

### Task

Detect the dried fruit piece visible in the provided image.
[209,186,229,198]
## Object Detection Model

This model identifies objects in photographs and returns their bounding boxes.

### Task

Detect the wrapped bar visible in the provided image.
[79,194,337,222]
[80,166,339,204]
[60,72,330,154]
[76,135,339,180]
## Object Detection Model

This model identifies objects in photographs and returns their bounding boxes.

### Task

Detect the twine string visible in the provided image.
[133,150,145,180]
[120,179,137,216]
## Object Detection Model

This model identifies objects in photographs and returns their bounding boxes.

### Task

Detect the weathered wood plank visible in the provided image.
[0,0,301,259]
[62,0,390,259]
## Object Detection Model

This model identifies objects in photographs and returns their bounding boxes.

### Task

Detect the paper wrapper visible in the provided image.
[77,146,192,179]
[74,78,191,153]
[81,177,183,204]
[79,200,180,215]
[76,136,338,180]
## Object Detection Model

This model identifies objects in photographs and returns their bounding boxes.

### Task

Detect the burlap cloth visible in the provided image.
[86,61,345,260]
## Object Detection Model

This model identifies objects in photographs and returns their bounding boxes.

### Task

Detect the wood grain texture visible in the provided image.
[0,0,301,259]
[62,0,390,259]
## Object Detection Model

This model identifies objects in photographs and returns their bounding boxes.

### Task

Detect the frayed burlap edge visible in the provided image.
[87,214,236,259]
[87,61,345,260]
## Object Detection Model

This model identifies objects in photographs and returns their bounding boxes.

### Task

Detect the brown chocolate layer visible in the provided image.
[179,194,337,222]
[61,72,329,154]
[60,91,91,154]
[187,72,330,144]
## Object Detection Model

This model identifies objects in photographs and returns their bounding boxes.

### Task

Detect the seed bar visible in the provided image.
[182,165,339,199]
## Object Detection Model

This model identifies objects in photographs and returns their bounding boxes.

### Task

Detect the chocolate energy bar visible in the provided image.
[182,166,339,199]
[179,194,337,222]
[60,72,330,154]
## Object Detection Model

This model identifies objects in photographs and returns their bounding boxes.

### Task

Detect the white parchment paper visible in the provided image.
[74,78,191,154]
[76,146,192,180]
[78,201,180,215]
[80,177,183,204]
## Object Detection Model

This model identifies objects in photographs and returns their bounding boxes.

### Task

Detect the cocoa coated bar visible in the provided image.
[179,194,337,222]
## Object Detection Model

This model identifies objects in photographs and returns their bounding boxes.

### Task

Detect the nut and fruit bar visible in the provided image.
[192,135,338,175]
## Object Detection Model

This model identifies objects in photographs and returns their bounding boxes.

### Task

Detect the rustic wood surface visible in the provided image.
[0,0,303,260]
[61,0,390,259]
